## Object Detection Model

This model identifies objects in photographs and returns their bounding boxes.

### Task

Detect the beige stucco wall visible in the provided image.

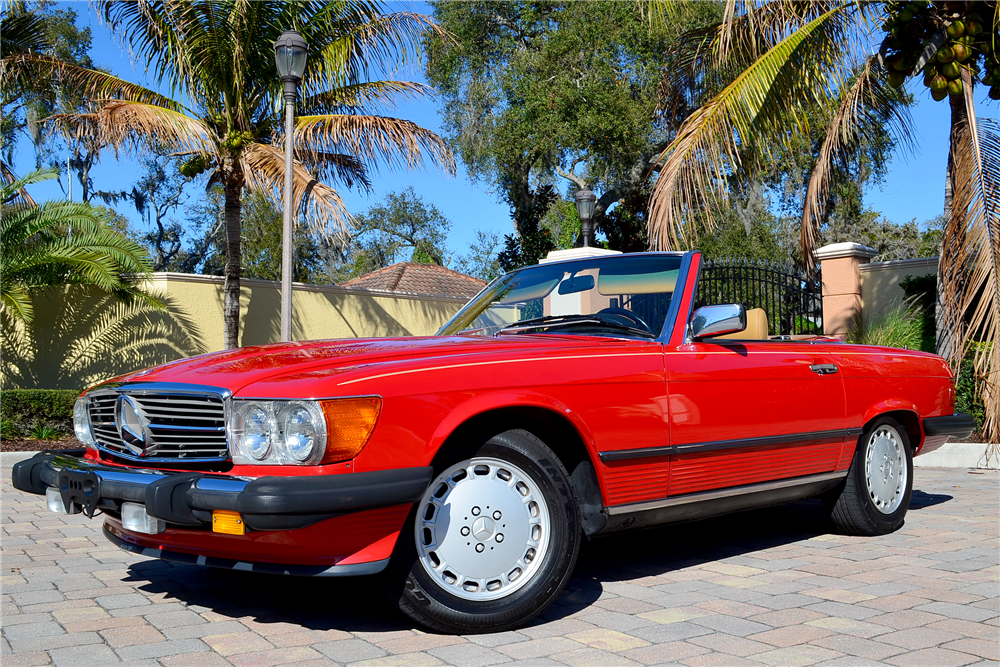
[2,273,469,390]
[860,257,938,326]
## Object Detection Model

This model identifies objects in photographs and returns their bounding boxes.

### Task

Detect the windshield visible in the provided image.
[438,254,683,339]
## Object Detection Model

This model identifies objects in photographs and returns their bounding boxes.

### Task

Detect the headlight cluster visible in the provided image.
[228,397,380,466]
[73,397,95,446]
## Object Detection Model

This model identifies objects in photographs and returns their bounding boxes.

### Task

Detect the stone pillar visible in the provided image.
[814,242,878,339]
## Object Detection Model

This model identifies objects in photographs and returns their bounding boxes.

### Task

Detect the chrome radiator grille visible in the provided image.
[88,388,228,462]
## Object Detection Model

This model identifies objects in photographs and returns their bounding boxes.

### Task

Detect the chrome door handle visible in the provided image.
[810,364,839,375]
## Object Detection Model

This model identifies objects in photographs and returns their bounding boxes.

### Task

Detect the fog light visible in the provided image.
[121,502,165,535]
[46,487,79,515]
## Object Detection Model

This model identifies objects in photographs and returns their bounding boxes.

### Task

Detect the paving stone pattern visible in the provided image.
[3,466,998,666]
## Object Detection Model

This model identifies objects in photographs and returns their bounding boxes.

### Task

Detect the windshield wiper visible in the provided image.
[498,314,655,339]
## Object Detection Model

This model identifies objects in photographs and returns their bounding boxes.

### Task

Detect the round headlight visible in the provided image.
[73,397,93,445]
[242,406,271,460]
[283,406,316,462]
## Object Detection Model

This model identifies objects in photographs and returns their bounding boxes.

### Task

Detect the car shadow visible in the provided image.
[119,491,936,634]
[907,489,953,510]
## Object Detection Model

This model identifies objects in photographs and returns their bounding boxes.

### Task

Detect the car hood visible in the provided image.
[98,335,627,396]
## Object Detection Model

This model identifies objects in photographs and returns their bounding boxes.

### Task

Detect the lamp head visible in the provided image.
[574,187,596,222]
[274,30,308,82]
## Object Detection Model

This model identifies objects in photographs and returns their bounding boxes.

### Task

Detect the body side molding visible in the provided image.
[598,429,863,463]
[607,470,849,516]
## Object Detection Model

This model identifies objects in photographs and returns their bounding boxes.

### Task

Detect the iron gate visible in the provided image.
[694,259,822,336]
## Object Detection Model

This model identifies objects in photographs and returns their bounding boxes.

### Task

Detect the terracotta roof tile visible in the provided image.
[341,262,487,298]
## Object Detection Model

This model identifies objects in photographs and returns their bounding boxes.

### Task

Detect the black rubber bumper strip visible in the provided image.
[103,524,389,577]
[236,467,433,516]
[12,452,433,531]
[923,413,976,440]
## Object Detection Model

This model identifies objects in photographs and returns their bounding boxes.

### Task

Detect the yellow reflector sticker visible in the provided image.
[212,510,245,535]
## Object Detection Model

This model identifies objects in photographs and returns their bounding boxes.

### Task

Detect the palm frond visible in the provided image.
[647,3,857,249]
[1,170,157,323]
[0,8,50,59]
[47,101,211,158]
[939,111,1000,446]
[295,150,372,192]
[295,114,455,176]
[800,57,915,270]
[305,10,446,94]
[240,142,353,240]
[299,80,435,115]
[0,54,187,112]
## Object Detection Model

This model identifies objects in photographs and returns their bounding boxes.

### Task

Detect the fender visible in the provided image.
[860,401,923,452]
[862,399,920,427]
[425,389,601,469]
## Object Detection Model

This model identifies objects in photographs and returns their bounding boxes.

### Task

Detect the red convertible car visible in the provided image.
[13,251,974,633]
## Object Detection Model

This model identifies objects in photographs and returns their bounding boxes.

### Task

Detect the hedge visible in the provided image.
[1,389,80,438]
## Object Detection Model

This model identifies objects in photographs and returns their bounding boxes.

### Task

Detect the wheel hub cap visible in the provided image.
[864,426,907,514]
[416,457,550,601]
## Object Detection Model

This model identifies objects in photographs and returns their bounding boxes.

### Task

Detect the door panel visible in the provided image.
[665,341,847,495]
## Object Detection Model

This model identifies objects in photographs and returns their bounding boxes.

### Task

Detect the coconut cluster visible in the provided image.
[882,0,1000,102]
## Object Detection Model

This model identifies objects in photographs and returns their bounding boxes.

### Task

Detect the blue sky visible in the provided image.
[11,2,965,261]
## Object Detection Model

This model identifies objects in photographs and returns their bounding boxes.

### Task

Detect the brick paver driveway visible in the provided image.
[3,464,998,667]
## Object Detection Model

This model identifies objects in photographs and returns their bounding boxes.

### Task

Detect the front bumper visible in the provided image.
[11,451,432,531]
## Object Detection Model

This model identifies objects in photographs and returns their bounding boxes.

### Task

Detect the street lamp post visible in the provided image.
[574,187,597,248]
[274,30,308,343]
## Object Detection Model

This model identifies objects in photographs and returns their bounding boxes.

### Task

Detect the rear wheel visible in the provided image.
[386,429,581,633]
[827,417,913,536]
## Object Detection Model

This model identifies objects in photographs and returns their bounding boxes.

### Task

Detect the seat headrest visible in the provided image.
[715,307,769,340]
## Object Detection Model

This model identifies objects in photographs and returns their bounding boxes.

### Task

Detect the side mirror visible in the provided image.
[691,304,746,340]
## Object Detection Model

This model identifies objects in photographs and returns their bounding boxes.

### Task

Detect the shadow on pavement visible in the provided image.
[120,489,944,634]
[907,489,953,510]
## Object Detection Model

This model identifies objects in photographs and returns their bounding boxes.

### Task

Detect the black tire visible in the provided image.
[827,417,913,536]
[384,429,581,634]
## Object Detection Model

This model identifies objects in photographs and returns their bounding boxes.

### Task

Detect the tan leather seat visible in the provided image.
[716,308,768,340]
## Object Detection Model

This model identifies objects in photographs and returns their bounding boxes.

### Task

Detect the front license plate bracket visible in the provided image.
[58,469,102,517]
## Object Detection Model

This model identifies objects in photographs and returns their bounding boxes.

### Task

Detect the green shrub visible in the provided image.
[30,424,61,441]
[955,342,989,438]
[899,273,936,352]
[849,301,922,350]
[0,389,79,438]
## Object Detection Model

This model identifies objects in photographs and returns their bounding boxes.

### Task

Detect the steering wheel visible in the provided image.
[595,307,655,335]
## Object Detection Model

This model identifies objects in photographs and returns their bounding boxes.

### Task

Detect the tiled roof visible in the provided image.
[341,262,487,298]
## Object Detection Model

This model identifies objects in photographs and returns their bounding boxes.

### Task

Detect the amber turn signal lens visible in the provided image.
[319,397,381,463]
[212,510,245,535]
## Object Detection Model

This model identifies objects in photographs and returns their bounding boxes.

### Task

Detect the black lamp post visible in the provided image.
[575,187,597,248]
[274,30,308,343]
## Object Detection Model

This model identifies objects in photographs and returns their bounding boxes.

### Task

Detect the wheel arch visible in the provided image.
[860,407,922,453]
[429,398,607,536]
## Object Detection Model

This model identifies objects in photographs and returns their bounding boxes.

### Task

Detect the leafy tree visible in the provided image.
[200,189,327,284]
[326,187,451,283]
[6,1,454,348]
[425,1,720,263]
[646,1,1000,443]
[1,1,103,200]
[1,168,156,322]
[453,229,503,282]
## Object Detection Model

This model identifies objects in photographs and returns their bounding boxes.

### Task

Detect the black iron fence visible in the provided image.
[694,259,822,336]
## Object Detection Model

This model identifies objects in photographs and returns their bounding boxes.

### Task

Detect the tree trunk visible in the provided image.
[936,94,969,361]
[222,175,243,350]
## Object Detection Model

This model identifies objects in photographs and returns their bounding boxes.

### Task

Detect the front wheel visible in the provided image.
[385,429,581,633]
[827,417,913,536]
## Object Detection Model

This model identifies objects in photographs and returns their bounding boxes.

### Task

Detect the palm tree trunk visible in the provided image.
[937,94,969,361]
[222,177,242,350]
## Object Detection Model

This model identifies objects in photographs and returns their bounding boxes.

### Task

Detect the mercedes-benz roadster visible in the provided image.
[13,250,974,633]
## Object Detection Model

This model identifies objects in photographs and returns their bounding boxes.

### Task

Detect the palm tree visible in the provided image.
[2,1,454,349]
[1,168,156,323]
[646,1,999,445]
